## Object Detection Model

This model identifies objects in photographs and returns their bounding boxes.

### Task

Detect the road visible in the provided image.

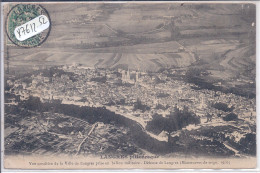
[75,122,98,155]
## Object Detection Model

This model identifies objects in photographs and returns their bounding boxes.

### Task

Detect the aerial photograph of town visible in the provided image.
[4,2,256,165]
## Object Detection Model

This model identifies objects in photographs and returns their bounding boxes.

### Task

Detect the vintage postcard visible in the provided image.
[2,2,256,169]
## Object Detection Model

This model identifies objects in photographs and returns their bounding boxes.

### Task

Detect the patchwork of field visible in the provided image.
[5,109,139,156]
[6,3,255,74]
[8,41,196,71]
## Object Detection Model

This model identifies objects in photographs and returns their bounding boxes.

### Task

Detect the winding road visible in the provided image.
[75,122,98,155]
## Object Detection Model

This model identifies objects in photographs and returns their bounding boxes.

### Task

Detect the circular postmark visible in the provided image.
[6,4,51,48]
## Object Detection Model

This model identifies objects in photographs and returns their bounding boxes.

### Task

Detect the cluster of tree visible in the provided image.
[112,71,122,78]
[227,132,256,156]
[20,77,32,84]
[79,97,88,102]
[133,99,151,112]
[222,113,238,121]
[211,103,238,121]
[154,76,166,84]
[105,98,126,106]
[42,67,75,79]
[27,67,78,82]
[146,106,200,142]
[185,68,209,81]
[90,76,107,83]
[238,133,256,155]
[185,68,256,99]
[212,102,234,112]
[18,96,172,154]
[157,93,170,98]
[155,103,170,110]
[232,87,255,99]
[5,84,12,91]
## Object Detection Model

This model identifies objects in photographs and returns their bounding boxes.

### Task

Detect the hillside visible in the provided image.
[7,3,255,76]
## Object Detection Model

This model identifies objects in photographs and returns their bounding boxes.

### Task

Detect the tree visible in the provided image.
[91,76,107,83]
[223,113,238,121]
[155,103,170,110]
[133,98,150,112]
[146,105,200,143]
[185,68,203,81]
[164,113,178,143]
[21,96,42,111]
[164,106,200,142]
[146,114,166,135]
[212,102,234,112]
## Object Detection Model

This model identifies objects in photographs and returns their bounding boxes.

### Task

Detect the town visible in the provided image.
[6,64,256,143]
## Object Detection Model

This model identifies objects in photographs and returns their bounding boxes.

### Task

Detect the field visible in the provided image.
[6,3,255,74]
[5,105,140,156]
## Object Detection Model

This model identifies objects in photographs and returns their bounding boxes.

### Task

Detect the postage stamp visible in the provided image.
[5,4,51,48]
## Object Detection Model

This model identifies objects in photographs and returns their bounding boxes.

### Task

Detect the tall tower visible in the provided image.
[200,94,205,109]
[126,68,130,81]
[121,70,125,83]
[135,71,139,86]
[136,71,139,82]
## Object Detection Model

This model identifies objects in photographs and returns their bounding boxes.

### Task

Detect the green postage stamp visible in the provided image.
[6,4,51,48]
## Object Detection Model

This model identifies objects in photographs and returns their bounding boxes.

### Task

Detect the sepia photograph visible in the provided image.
[3,2,256,169]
